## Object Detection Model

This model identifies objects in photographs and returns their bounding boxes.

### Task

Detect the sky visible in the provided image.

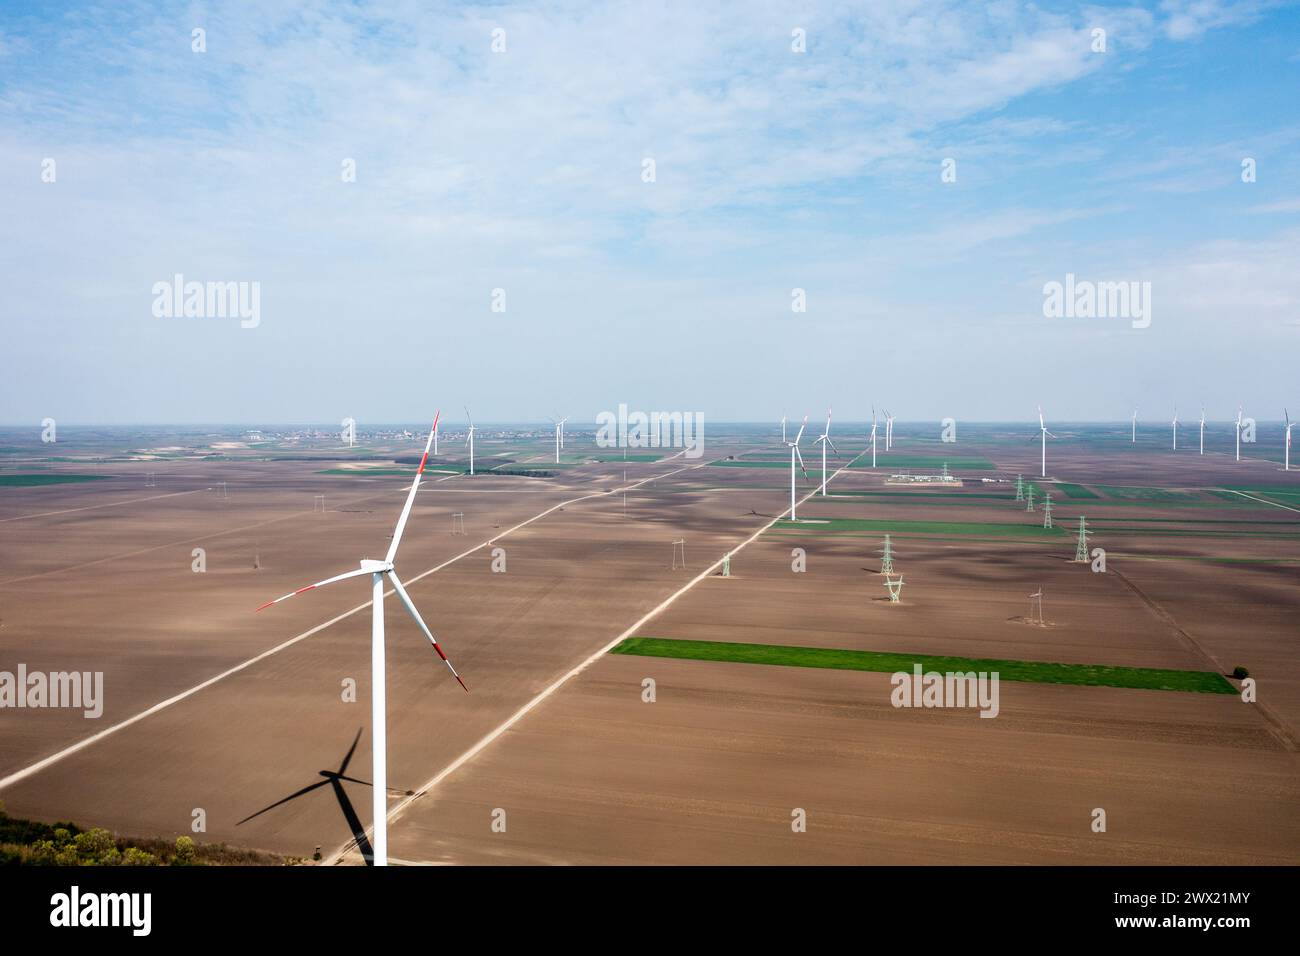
[1,0,1297,426]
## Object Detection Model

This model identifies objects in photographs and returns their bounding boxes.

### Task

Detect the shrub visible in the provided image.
[1232,666,1250,680]
[74,828,117,863]
[122,848,157,866]
[172,836,196,866]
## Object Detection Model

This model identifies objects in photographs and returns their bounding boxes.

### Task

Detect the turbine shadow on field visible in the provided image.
[237,727,376,865]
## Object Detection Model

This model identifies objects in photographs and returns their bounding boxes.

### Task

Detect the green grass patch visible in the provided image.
[0,474,114,487]
[851,455,995,470]
[1054,482,1100,499]
[770,517,1062,537]
[611,637,1237,694]
[709,459,792,469]
[1095,485,1199,502]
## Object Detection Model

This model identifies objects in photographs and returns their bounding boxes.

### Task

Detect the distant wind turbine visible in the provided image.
[1131,407,1137,443]
[781,413,787,444]
[1036,405,1056,478]
[1286,410,1293,471]
[814,408,838,496]
[1171,407,1179,451]
[1199,407,1205,455]
[549,416,568,464]
[786,416,809,520]
[1235,406,1243,462]
[465,407,476,475]
[870,407,879,468]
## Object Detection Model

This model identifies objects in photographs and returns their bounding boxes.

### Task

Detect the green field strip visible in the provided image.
[611,638,1237,694]
[814,495,1012,506]
[1085,515,1300,526]
[1107,553,1300,565]
[1053,482,1100,499]
[1093,485,1203,501]
[0,474,115,487]
[849,456,996,470]
[708,459,795,468]
[770,517,1065,537]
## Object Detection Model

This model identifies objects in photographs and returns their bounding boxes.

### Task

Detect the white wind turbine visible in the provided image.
[1131,407,1137,443]
[1285,410,1293,471]
[1036,405,1056,478]
[781,413,788,444]
[549,416,568,464]
[885,410,895,450]
[1199,407,1205,455]
[786,416,809,520]
[256,414,467,867]
[814,408,838,496]
[870,407,879,468]
[1235,406,1243,462]
[465,407,477,475]
[1171,407,1179,451]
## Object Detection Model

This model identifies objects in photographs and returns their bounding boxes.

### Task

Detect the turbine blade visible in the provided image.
[386,412,439,563]
[256,566,371,612]
[237,779,332,824]
[387,572,469,692]
[794,446,808,477]
[337,726,364,775]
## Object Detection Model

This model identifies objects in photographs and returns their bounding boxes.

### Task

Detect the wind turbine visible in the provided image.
[1036,405,1056,478]
[1131,407,1137,443]
[786,416,809,520]
[781,413,787,444]
[870,407,879,468]
[1199,407,1205,455]
[1235,406,1243,462]
[549,416,568,464]
[885,410,895,450]
[1286,410,1293,471]
[255,414,467,867]
[465,407,476,475]
[1171,407,1179,451]
[814,408,838,496]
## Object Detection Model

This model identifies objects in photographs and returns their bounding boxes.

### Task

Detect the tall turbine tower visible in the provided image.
[1285,410,1293,471]
[1235,406,1243,462]
[781,413,787,444]
[549,416,568,464]
[256,414,467,867]
[814,408,838,496]
[870,407,879,468]
[785,416,809,520]
[1171,407,1179,451]
[1199,407,1205,455]
[465,407,477,475]
[1036,405,1056,478]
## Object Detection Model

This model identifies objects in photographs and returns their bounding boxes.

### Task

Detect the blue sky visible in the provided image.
[1,0,1297,425]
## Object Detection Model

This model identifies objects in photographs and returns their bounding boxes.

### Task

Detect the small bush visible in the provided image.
[172,836,196,866]
[122,847,158,866]
[74,828,117,863]
[1232,666,1249,680]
